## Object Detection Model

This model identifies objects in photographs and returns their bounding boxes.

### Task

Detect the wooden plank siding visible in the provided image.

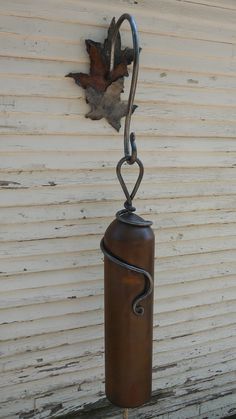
[0,0,236,417]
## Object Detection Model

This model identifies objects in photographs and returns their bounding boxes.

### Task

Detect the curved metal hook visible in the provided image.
[110,14,139,164]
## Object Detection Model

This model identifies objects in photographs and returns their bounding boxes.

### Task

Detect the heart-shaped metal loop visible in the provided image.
[116,156,144,211]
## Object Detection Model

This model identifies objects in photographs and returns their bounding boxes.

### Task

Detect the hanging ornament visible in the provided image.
[99,14,155,409]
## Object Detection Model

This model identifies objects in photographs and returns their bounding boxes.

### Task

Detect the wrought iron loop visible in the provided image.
[116,156,144,213]
[100,238,153,316]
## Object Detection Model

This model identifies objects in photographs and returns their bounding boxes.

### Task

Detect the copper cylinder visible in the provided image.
[102,212,154,408]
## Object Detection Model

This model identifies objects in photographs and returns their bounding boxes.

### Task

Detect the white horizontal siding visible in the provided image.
[1,0,236,418]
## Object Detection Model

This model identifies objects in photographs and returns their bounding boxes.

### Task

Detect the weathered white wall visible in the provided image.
[1,0,236,418]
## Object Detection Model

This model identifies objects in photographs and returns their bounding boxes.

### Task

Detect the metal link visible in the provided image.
[116,156,144,212]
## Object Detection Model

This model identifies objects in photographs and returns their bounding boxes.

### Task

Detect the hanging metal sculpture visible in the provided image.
[67,12,154,411]
[100,14,155,409]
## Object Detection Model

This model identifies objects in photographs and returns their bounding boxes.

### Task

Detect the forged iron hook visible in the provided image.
[101,14,153,320]
[110,13,140,164]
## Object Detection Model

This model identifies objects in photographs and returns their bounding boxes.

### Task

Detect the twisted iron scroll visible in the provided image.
[100,238,153,316]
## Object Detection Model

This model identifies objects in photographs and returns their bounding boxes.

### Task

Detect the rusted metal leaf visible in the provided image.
[85,79,137,132]
[66,17,138,131]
